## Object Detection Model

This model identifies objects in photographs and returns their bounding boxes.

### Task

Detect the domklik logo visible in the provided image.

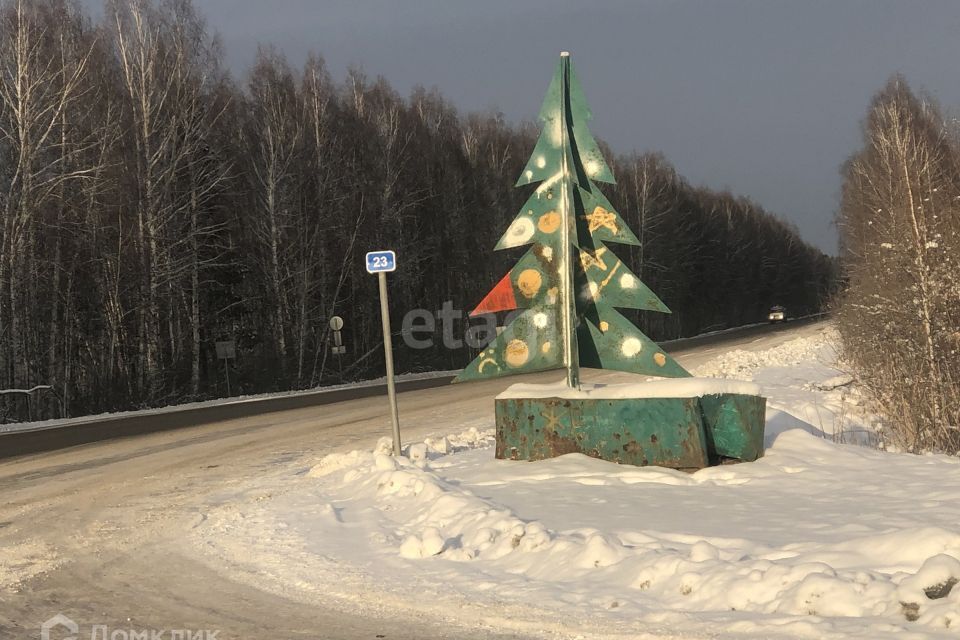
[41,613,78,640]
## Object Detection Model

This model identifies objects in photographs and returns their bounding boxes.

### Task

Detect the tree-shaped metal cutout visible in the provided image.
[455,52,689,385]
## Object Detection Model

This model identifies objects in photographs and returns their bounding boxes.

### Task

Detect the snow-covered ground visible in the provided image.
[190,327,960,639]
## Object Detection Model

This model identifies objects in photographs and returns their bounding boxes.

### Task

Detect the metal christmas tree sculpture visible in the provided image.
[455,53,766,469]
[455,52,688,387]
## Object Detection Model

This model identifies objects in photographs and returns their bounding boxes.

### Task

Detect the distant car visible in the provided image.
[768,305,786,323]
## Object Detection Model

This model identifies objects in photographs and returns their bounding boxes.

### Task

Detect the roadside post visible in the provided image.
[329,315,346,382]
[215,340,236,396]
[365,250,402,455]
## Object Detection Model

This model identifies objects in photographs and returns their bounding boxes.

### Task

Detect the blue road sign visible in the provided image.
[365,250,397,274]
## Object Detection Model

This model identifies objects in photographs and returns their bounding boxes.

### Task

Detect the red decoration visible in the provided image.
[470,272,517,316]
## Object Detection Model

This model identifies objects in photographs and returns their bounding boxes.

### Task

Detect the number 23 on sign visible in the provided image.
[365,250,396,273]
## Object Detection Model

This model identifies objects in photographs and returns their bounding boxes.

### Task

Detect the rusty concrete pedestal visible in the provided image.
[495,394,766,470]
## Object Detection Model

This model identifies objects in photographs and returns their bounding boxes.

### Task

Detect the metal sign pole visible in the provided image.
[378,271,402,455]
[216,340,236,397]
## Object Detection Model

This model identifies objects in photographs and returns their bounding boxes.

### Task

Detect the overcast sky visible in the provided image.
[85,0,960,254]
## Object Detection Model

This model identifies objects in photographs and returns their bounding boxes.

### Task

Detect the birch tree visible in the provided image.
[837,76,960,453]
[108,0,227,400]
[0,0,95,398]
[242,48,302,382]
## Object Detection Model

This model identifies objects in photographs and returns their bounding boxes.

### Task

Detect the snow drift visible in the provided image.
[191,327,960,639]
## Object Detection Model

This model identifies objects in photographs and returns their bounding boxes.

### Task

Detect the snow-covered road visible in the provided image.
[5,320,955,640]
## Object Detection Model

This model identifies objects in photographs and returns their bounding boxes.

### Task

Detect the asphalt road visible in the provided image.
[0,316,822,460]
[0,318,827,640]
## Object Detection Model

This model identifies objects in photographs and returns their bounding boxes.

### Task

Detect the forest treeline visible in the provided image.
[836,75,960,454]
[0,0,834,422]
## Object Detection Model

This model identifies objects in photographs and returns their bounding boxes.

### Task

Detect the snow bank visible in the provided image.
[693,330,837,381]
[191,325,960,639]
[694,327,881,448]
[0,368,461,434]
[283,427,960,638]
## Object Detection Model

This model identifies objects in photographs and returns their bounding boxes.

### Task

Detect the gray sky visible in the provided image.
[88,0,960,254]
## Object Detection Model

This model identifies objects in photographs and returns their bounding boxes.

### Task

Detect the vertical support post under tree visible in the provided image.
[378,271,402,455]
[559,51,580,389]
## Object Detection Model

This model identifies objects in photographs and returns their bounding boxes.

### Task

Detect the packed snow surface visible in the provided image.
[192,327,960,639]
[0,541,59,591]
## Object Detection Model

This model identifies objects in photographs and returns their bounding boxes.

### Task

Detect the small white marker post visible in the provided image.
[366,250,402,456]
[329,315,345,382]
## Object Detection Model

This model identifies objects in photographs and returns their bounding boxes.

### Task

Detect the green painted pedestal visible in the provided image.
[494,394,766,470]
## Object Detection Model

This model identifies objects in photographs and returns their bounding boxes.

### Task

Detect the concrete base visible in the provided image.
[494,393,766,470]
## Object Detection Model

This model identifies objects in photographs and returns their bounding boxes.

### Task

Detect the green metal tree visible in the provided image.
[455,53,689,385]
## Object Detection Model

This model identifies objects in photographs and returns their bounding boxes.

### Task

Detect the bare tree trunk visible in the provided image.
[111,0,227,402]
[190,183,201,396]
[0,0,94,416]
